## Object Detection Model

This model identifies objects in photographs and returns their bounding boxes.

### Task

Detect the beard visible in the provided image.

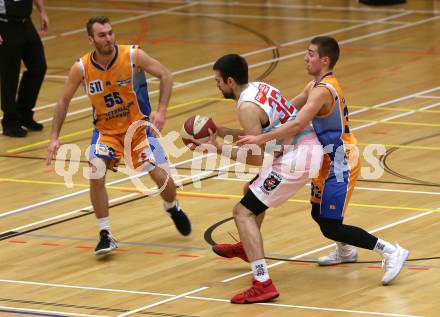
[222,90,236,100]
[96,43,114,56]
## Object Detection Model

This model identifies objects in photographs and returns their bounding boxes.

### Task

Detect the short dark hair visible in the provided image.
[311,36,340,69]
[86,16,111,36]
[213,54,248,85]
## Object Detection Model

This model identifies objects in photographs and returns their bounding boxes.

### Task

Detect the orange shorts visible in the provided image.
[89,126,167,170]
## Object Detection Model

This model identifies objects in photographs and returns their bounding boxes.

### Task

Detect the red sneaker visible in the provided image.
[212,242,249,262]
[231,278,279,304]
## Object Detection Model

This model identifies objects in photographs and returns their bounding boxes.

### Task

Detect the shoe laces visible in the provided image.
[381,252,395,270]
[242,285,260,298]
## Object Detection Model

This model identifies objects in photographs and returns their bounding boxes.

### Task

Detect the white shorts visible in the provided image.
[249,135,323,208]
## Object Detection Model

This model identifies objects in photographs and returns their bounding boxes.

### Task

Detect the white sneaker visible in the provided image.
[318,242,358,266]
[381,244,409,285]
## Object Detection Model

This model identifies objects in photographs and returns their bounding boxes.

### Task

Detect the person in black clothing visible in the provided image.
[0,0,48,137]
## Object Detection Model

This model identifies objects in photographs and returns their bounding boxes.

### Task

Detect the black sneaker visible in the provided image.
[22,119,43,131]
[3,126,27,137]
[94,230,117,255]
[167,206,192,236]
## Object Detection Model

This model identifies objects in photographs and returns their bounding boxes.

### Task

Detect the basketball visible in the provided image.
[180,115,217,146]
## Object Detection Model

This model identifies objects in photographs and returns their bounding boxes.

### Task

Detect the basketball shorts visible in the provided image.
[248,135,323,208]
[89,126,168,171]
[310,152,361,220]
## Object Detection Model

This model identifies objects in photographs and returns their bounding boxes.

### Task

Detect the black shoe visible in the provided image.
[3,126,28,137]
[22,119,43,131]
[167,206,192,236]
[94,230,118,255]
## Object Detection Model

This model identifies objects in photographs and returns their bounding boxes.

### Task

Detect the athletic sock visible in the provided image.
[164,200,177,211]
[251,259,270,282]
[374,238,397,255]
[98,217,111,235]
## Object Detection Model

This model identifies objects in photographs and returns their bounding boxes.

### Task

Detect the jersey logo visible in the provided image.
[262,172,282,192]
[89,80,104,95]
[117,78,131,86]
[255,83,270,104]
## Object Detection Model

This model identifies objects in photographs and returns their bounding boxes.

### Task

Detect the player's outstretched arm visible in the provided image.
[236,87,329,146]
[46,63,82,166]
[136,49,173,131]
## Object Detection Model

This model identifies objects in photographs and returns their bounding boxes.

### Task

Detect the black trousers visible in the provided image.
[0,19,47,129]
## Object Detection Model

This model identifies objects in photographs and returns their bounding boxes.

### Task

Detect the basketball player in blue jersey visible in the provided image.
[45,16,191,256]
[189,54,323,303]
[238,36,409,285]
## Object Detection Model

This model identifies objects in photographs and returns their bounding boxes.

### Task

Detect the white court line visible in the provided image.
[0,10,420,131]
[0,279,424,317]
[167,11,408,25]
[30,9,410,117]
[416,95,440,99]
[118,210,432,316]
[110,0,439,15]
[213,175,440,196]
[0,305,110,317]
[352,100,440,131]
[45,6,408,25]
[2,83,437,219]
[0,279,174,297]
[0,160,237,234]
[0,153,215,219]
[44,2,198,39]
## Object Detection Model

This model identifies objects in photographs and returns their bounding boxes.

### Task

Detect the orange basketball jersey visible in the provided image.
[78,45,152,135]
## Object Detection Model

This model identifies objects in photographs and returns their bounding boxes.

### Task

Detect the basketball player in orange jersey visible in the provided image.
[237,36,409,285]
[190,54,323,303]
[45,16,191,255]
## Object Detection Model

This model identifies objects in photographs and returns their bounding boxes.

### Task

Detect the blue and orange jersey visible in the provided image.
[309,72,360,214]
[78,44,152,135]
[310,72,357,161]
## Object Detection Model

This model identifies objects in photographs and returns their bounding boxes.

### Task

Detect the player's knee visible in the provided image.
[318,218,343,240]
[233,203,254,219]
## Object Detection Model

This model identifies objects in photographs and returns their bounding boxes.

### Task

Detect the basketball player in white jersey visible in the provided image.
[189,54,323,304]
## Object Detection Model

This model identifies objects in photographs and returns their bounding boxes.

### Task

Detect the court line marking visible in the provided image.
[46,2,198,39]
[0,305,110,317]
[0,5,436,316]
[166,10,409,25]
[118,209,432,316]
[5,97,219,153]
[3,176,440,196]
[44,6,408,25]
[0,153,215,219]
[0,279,424,317]
[416,95,440,99]
[352,119,440,128]
[0,9,412,128]
[1,84,438,225]
[0,161,237,234]
[109,0,439,15]
[350,103,440,114]
[206,177,440,196]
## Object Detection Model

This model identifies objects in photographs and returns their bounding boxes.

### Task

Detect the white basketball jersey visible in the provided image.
[237,82,315,145]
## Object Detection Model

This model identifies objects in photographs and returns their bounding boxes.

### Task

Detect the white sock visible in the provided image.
[164,200,177,211]
[251,259,270,282]
[98,217,111,235]
[374,238,396,255]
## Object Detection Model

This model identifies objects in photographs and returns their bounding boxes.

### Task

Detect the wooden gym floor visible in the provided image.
[0,0,439,316]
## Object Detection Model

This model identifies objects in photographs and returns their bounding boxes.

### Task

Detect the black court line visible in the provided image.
[0,297,198,317]
[203,216,440,264]
[0,170,223,242]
